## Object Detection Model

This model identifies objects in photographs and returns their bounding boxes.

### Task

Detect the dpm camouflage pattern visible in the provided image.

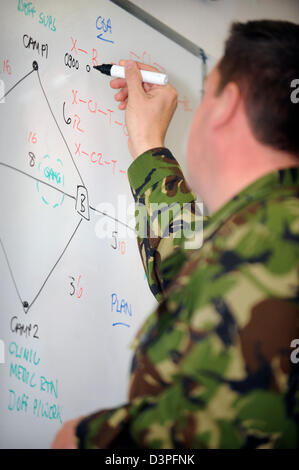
[76,148,299,449]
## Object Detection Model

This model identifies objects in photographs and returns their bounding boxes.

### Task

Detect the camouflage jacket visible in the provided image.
[76,147,299,449]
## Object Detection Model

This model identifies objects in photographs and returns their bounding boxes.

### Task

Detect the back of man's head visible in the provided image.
[217,20,299,157]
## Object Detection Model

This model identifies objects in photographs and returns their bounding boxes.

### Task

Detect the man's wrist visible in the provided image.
[132,141,164,160]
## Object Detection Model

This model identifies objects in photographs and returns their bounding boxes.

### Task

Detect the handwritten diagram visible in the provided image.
[0,61,134,315]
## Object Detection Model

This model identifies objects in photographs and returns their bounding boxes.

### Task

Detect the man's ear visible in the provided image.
[212,82,240,129]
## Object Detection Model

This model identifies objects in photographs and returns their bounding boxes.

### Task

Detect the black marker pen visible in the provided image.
[93,64,168,85]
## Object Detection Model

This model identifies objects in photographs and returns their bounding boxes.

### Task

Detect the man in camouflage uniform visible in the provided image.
[52,20,299,449]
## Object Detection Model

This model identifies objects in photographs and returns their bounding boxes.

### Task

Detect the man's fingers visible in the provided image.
[111,78,151,93]
[143,82,152,93]
[111,62,164,100]
[124,61,144,96]
[110,77,126,89]
[112,80,152,106]
[114,87,128,102]
[119,59,160,73]
[118,98,128,110]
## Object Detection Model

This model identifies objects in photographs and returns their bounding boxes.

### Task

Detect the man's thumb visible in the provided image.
[125,61,144,96]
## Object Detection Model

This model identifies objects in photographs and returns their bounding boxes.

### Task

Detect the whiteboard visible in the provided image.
[0,0,205,448]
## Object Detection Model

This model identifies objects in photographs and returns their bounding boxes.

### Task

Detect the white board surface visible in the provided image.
[0,0,204,448]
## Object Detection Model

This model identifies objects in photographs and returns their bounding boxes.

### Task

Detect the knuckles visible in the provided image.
[165,87,178,108]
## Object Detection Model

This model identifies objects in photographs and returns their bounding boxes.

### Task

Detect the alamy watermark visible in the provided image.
[290,339,299,364]
[94,196,204,250]
[290,79,299,104]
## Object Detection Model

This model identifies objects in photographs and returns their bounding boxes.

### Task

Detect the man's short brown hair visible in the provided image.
[217,20,299,156]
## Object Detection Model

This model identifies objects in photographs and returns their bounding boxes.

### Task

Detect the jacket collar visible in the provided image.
[203,167,299,241]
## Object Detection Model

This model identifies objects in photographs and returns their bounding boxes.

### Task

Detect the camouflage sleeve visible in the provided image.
[76,262,299,449]
[75,168,299,449]
[126,147,204,302]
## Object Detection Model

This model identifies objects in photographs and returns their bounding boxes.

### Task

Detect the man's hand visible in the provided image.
[110,60,178,159]
[51,417,83,449]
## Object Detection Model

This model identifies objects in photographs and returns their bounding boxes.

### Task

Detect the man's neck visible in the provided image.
[208,146,299,215]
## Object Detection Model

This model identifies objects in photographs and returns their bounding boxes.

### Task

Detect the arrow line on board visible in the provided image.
[35,66,86,188]
[0,61,137,314]
[27,218,83,313]
[0,67,35,102]
[0,236,24,310]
